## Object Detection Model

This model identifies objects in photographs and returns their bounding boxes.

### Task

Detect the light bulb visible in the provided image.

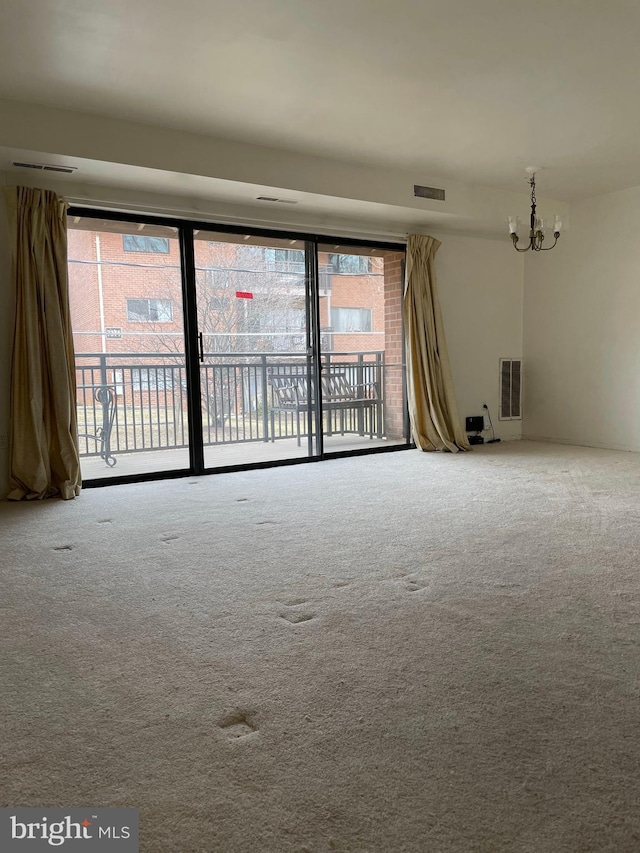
[554,215,562,233]
[508,216,518,234]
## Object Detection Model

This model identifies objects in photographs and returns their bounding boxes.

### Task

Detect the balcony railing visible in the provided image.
[75,350,386,464]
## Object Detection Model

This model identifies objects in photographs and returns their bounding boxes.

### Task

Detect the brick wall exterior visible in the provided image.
[383,253,406,440]
[68,230,185,356]
[68,229,103,353]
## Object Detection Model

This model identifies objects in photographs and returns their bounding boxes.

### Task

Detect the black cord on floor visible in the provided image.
[483,404,501,443]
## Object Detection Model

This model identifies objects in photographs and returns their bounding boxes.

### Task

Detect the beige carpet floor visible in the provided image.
[2,440,640,852]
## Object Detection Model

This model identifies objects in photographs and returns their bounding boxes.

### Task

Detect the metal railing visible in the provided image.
[75,351,386,462]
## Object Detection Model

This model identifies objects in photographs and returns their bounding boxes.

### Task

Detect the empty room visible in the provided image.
[2,1,640,851]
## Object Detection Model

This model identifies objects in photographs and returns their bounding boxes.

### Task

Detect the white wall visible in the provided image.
[435,233,524,440]
[523,185,640,451]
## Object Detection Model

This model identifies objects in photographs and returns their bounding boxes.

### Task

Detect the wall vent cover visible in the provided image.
[43,164,77,174]
[499,358,522,420]
[256,196,298,204]
[12,161,77,174]
[414,184,445,201]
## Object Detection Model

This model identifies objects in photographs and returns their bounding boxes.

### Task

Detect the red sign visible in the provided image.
[235,291,253,299]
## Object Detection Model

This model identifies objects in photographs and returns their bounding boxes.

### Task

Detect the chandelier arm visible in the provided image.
[511,237,534,252]
[539,234,560,251]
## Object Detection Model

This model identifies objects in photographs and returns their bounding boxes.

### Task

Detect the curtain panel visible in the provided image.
[403,234,470,453]
[5,187,81,499]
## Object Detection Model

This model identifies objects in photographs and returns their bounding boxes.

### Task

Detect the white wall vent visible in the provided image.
[256,196,298,204]
[414,184,445,201]
[42,164,77,174]
[12,161,77,174]
[499,358,522,420]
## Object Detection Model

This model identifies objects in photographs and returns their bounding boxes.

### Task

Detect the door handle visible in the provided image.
[198,331,204,363]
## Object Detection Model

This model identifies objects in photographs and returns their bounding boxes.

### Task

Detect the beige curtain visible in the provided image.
[403,234,470,452]
[5,187,81,500]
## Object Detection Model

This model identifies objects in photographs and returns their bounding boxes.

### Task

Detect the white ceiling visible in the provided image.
[1,0,640,200]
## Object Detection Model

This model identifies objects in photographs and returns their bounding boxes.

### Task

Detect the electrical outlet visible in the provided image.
[0,433,8,449]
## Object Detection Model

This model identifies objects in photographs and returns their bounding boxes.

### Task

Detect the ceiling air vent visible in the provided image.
[414,184,445,201]
[12,161,77,174]
[256,196,298,204]
[43,164,77,174]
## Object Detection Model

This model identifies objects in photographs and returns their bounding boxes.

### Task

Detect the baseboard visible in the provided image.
[522,434,640,454]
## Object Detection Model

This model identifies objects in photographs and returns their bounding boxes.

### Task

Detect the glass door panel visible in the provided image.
[67,217,190,480]
[316,244,408,453]
[193,232,318,468]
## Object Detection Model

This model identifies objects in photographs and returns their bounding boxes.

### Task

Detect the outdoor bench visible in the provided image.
[267,367,382,446]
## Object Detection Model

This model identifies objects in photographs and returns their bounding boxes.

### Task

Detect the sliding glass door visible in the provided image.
[193,231,319,468]
[68,209,408,483]
[68,216,190,480]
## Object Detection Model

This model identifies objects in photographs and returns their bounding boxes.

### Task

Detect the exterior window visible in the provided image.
[253,306,306,350]
[127,298,173,322]
[236,245,263,265]
[328,254,372,274]
[130,368,174,391]
[209,296,229,311]
[265,248,305,271]
[330,307,372,333]
[248,305,305,333]
[122,235,170,253]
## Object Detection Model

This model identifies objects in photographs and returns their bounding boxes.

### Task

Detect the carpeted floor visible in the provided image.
[2,440,640,852]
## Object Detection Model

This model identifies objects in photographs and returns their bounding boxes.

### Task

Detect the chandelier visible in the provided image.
[508,167,562,252]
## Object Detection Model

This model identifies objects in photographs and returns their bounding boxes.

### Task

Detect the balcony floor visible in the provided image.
[80,434,405,481]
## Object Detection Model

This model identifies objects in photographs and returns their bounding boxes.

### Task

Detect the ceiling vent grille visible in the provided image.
[499,358,522,420]
[43,164,77,174]
[414,184,445,201]
[256,196,298,204]
[13,162,43,170]
[12,161,77,174]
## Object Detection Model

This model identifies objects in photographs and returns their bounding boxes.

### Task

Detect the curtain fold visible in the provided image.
[403,234,470,453]
[5,187,81,500]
